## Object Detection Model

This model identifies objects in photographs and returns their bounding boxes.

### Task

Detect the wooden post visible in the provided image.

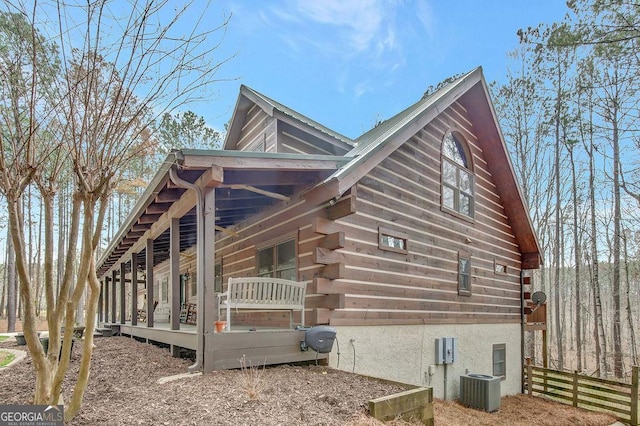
[572,370,578,407]
[203,186,217,369]
[98,280,103,324]
[526,358,533,396]
[131,252,138,326]
[146,238,154,328]
[170,217,180,331]
[542,328,548,393]
[632,366,638,426]
[542,328,548,368]
[120,262,126,324]
[104,276,110,323]
[111,269,117,324]
[203,186,216,330]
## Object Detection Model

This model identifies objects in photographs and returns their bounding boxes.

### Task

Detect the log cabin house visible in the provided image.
[96,67,542,399]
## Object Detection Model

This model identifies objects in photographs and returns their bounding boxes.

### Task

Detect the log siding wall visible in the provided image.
[278,122,351,156]
[237,105,276,152]
[326,101,522,326]
[147,101,526,328]
[213,196,332,326]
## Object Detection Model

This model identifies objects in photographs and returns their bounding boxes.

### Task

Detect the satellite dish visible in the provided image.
[531,291,547,305]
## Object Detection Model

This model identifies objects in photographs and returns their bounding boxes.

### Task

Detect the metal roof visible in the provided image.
[97,68,542,276]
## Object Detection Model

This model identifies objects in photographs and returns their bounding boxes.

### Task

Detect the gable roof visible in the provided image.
[223,85,354,150]
[97,67,541,276]
[306,67,542,267]
[322,68,480,192]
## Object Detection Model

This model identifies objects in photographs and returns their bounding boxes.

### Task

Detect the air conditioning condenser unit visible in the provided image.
[459,373,501,412]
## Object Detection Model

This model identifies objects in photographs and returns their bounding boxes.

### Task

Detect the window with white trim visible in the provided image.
[493,343,506,378]
[442,131,474,218]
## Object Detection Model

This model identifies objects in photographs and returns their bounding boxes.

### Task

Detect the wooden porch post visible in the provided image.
[98,279,103,323]
[104,276,110,323]
[146,238,154,328]
[631,366,638,426]
[131,252,138,326]
[120,262,126,324]
[203,186,216,368]
[111,269,117,324]
[170,217,180,331]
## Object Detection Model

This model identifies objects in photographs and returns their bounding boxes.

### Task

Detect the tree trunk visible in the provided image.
[64,194,108,421]
[589,134,607,377]
[56,182,68,300]
[6,194,53,402]
[570,145,582,372]
[553,55,564,371]
[623,231,639,367]
[611,97,623,379]
[35,196,43,316]
[6,218,17,332]
[0,258,5,318]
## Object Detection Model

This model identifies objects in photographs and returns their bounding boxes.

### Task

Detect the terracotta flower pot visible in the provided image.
[214,321,227,333]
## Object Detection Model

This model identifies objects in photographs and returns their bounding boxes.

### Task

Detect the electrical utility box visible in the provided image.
[435,337,457,364]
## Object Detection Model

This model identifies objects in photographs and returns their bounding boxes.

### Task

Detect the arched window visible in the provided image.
[441,131,474,218]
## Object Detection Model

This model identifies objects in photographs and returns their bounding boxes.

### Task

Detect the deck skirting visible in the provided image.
[204,328,328,371]
[114,323,327,371]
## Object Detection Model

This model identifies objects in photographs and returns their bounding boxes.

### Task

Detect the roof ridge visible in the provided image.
[353,67,480,147]
[240,85,355,146]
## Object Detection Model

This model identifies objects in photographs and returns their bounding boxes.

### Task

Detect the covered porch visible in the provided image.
[96,150,342,371]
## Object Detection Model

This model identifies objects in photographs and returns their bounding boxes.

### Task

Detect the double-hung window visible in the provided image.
[257,239,297,281]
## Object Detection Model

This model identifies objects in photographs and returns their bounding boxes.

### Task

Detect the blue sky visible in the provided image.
[197,0,569,140]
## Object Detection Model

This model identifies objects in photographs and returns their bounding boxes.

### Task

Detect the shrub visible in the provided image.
[237,355,265,400]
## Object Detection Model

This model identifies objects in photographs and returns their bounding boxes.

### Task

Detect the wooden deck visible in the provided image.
[116,322,197,350]
[104,322,328,371]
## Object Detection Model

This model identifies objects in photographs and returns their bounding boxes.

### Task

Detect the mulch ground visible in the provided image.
[0,336,407,425]
[0,334,618,425]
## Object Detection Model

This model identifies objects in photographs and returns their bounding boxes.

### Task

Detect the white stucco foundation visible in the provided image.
[327,323,522,399]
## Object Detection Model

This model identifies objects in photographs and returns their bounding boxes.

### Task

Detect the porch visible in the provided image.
[95,151,344,372]
[101,321,328,371]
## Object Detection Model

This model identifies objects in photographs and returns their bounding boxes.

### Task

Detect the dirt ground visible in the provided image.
[0,333,618,425]
[0,317,50,333]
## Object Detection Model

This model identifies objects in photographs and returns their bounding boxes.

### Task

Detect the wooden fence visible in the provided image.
[524,362,639,425]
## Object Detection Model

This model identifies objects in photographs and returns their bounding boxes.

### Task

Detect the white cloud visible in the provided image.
[293,0,383,52]
[415,0,436,39]
[376,25,397,55]
[354,79,372,97]
[254,0,440,97]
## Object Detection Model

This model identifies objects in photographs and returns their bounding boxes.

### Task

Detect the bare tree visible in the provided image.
[567,139,583,371]
[577,58,608,376]
[622,229,639,367]
[0,1,232,420]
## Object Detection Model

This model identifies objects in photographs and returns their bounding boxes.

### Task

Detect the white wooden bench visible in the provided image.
[218,277,306,331]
